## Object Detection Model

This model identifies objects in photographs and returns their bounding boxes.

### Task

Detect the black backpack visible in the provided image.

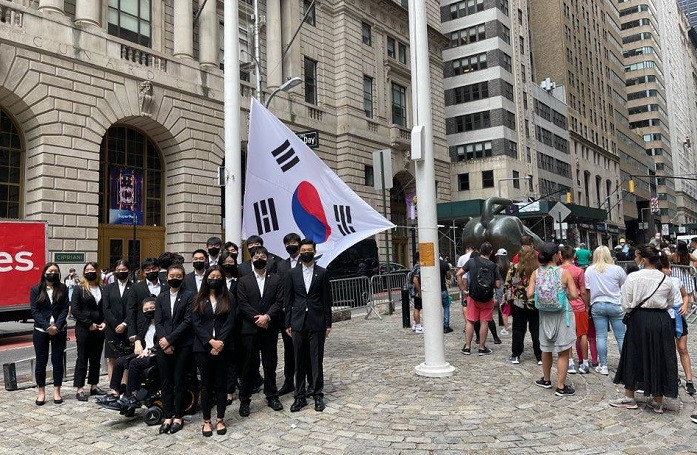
[469,258,495,302]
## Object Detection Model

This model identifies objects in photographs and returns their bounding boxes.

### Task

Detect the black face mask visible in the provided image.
[145,271,159,281]
[84,272,98,282]
[299,252,315,263]
[253,259,267,270]
[167,278,183,289]
[286,244,299,255]
[222,264,237,275]
[208,247,220,257]
[144,310,155,320]
[207,279,223,290]
[45,273,60,284]
[115,271,129,281]
[193,261,206,271]
[230,252,239,261]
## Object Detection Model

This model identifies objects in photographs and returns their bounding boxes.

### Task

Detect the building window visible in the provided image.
[304,57,317,105]
[391,83,407,127]
[453,81,489,104]
[518,8,523,25]
[482,170,494,188]
[303,0,316,26]
[107,0,152,47]
[387,37,396,59]
[219,21,251,81]
[362,22,372,46]
[501,53,512,72]
[450,52,487,75]
[450,24,486,48]
[458,173,470,191]
[512,171,520,189]
[398,43,408,65]
[0,109,22,219]
[501,25,510,45]
[454,111,490,132]
[449,0,484,20]
[364,165,374,186]
[98,126,163,226]
[363,75,373,118]
[451,140,492,161]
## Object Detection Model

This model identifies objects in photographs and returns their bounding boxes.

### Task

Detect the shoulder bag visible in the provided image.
[621,274,666,325]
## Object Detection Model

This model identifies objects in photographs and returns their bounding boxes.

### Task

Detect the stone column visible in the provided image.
[38,0,64,14]
[266,0,282,88]
[281,0,301,82]
[173,0,193,58]
[198,0,218,67]
[74,0,101,26]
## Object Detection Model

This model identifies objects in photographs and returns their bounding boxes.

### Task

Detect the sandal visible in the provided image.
[216,418,227,435]
[202,420,212,437]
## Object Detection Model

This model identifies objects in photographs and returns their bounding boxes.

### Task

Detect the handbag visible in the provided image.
[622,274,666,325]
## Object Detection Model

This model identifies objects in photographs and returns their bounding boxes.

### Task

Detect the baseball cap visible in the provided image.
[495,248,507,256]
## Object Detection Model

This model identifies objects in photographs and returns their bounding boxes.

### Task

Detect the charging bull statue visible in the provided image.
[462,197,544,254]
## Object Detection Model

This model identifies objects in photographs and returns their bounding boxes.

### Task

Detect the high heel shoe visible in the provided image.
[202,420,213,437]
[216,419,227,435]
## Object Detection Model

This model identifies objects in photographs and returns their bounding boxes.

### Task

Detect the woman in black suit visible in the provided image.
[30,262,70,405]
[192,265,236,436]
[155,264,195,435]
[219,250,240,405]
[71,261,106,401]
[103,259,132,393]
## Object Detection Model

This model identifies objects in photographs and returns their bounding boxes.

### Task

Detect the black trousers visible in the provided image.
[510,304,541,360]
[195,352,229,420]
[292,328,326,398]
[157,345,192,419]
[110,354,156,395]
[73,328,105,388]
[281,328,295,387]
[33,330,67,387]
[239,331,279,402]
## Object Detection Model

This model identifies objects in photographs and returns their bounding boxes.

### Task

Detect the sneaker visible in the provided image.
[555,385,576,397]
[537,360,543,365]
[691,414,697,424]
[461,346,471,355]
[647,398,664,414]
[578,364,590,374]
[414,324,424,333]
[443,326,454,334]
[500,328,509,336]
[510,355,520,364]
[411,322,416,332]
[568,363,577,374]
[595,365,609,375]
[535,378,552,389]
[686,381,696,396]
[608,396,638,409]
[478,347,492,356]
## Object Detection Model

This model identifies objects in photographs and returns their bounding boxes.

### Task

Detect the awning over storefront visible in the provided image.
[436,199,484,222]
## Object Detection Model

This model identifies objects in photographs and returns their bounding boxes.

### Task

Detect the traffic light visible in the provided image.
[566,192,572,204]
[628,179,635,193]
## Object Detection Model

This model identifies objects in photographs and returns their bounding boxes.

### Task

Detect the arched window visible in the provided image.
[0,108,22,219]
[98,126,163,226]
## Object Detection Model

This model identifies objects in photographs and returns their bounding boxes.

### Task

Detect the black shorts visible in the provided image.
[413,296,422,310]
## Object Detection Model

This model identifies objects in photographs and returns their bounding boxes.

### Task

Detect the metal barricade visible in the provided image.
[615,261,636,272]
[671,265,697,324]
[329,276,371,311]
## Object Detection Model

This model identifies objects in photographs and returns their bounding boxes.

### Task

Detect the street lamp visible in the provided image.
[498,175,532,198]
[265,77,302,108]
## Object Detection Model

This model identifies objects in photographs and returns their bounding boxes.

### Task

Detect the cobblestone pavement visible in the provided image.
[2,308,696,454]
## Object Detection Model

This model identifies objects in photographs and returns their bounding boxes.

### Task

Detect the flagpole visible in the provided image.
[409,0,455,377]
[224,0,242,246]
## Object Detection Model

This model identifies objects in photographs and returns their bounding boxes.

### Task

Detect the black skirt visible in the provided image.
[614,308,678,398]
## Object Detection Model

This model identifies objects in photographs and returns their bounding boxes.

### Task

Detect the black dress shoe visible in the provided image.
[239,401,250,417]
[75,392,88,402]
[169,421,183,434]
[202,422,213,437]
[314,396,325,412]
[158,422,171,434]
[90,386,107,396]
[278,383,294,396]
[53,397,63,405]
[35,398,46,406]
[267,397,283,411]
[290,397,307,412]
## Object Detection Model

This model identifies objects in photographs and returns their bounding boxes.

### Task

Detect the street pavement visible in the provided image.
[1,307,696,454]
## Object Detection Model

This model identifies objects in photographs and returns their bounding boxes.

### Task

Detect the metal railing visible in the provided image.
[329,272,409,319]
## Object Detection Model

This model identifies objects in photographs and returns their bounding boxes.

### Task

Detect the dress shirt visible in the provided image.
[144,324,156,351]
[226,276,236,290]
[211,299,218,337]
[89,286,102,304]
[194,271,205,292]
[169,290,179,315]
[290,257,298,269]
[118,280,127,298]
[34,287,55,333]
[254,270,266,297]
[147,280,161,297]
[303,263,314,293]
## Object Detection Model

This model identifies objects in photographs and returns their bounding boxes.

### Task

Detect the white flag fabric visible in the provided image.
[242,98,395,267]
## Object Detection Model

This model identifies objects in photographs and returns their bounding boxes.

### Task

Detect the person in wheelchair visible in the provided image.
[101,297,158,409]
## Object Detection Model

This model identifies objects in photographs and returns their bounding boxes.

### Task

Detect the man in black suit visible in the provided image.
[276,232,303,396]
[207,236,223,267]
[182,249,208,294]
[127,258,166,351]
[238,235,279,277]
[237,246,284,415]
[285,239,333,412]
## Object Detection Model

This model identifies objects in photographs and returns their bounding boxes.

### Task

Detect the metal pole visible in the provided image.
[410,0,454,377]
[380,152,392,308]
[224,0,242,246]
[131,216,137,282]
[253,0,262,100]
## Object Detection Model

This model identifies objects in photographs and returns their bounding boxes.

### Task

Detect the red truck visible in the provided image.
[0,220,47,322]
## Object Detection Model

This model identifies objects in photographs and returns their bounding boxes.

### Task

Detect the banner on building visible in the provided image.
[405,192,417,220]
[108,167,144,225]
[0,221,46,308]
[243,98,395,266]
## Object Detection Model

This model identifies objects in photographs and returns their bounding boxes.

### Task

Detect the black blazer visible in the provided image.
[155,289,195,348]
[103,281,132,332]
[71,286,105,330]
[127,279,167,341]
[29,284,70,332]
[192,296,236,353]
[182,271,205,294]
[276,257,301,279]
[237,272,284,335]
[284,264,333,332]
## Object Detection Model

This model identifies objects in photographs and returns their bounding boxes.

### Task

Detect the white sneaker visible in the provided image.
[414,324,424,333]
[411,322,416,331]
[568,362,577,374]
[595,365,609,375]
[578,363,590,374]
[500,328,509,336]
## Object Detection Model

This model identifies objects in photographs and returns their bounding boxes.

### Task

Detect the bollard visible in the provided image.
[401,289,410,328]
[3,363,17,391]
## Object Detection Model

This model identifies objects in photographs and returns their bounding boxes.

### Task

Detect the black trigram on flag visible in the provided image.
[271,139,300,172]
[253,198,279,234]
[334,205,356,236]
